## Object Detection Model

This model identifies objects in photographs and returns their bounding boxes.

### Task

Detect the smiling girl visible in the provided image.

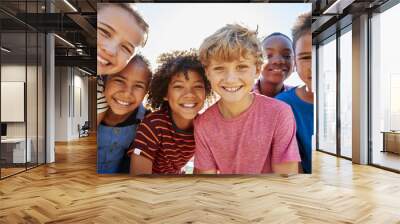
[128,50,212,175]
[97,55,152,174]
[97,3,148,75]
[97,3,149,125]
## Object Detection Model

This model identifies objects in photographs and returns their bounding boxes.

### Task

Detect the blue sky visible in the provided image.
[135,3,311,86]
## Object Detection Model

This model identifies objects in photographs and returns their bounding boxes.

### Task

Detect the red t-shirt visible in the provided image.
[194,93,300,174]
[128,107,195,174]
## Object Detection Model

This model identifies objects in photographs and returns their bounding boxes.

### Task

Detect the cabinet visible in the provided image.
[0,138,31,164]
[382,131,400,154]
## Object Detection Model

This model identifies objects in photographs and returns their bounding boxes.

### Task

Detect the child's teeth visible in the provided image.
[116,99,129,106]
[183,103,195,108]
[98,56,109,65]
[225,87,240,92]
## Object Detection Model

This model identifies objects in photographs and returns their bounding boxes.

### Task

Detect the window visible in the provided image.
[370,2,400,171]
[317,36,337,154]
[339,28,352,158]
[0,1,47,179]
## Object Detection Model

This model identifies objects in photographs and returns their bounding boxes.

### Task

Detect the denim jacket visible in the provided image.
[97,105,146,174]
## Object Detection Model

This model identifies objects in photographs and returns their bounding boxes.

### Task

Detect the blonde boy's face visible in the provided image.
[206,55,259,104]
[97,6,144,75]
[104,63,150,116]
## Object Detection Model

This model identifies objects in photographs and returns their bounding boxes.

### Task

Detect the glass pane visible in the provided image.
[340,29,352,158]
[1,30,27,177]
[27,0,40,169]
[27,31,38,169]
[317,37,337,154]
[371,3,400,171]
[38,33,45,165]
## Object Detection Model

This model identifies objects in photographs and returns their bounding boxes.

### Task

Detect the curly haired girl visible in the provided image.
[128,50,212,174]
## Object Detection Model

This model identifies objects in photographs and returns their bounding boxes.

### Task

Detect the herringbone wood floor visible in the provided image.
[1,135,400,224]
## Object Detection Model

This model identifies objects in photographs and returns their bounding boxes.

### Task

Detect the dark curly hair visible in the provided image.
[148,49,212,110]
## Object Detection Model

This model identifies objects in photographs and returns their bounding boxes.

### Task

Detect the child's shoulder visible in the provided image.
[275,87,296,101]
[275,88,299,109]
[145,108,168,117]
[255,93,288,107]
[195,102,220,124]
[142,108,172,127]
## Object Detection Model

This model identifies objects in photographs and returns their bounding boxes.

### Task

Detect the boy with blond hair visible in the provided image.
[194,24,300,174]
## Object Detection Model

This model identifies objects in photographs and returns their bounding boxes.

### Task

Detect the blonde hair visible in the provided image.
[199,24,262,67]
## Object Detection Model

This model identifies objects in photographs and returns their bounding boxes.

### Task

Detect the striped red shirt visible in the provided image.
[128,106,195,174]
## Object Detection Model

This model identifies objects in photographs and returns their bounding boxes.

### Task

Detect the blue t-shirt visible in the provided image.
[276,87,313,173]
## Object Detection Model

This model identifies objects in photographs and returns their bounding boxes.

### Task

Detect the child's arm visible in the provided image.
[130,154,152,175]
[271,104,301,175]
[272,162,298,175]
[193,119,218,174]
[127,118,158,175]
[97,77,108,126]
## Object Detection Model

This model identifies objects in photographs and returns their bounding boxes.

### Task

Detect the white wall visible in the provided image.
[54,66,89,141]
[1,64,46,164]
[54,66,69,141]
[1,65,36,138]
[72,73,89,138]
